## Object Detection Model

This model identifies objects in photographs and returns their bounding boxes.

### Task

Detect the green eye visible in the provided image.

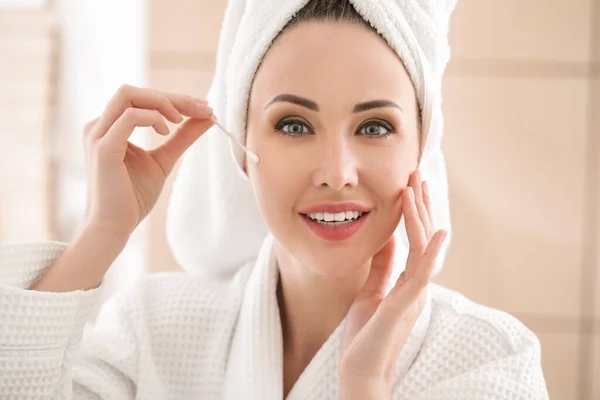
[274,118,312,137]
[358,120,395,138]
[283,123,308,134]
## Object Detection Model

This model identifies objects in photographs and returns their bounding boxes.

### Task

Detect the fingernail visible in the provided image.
[194,98,212,113]
[416,170,422,184]
[422,180,429,196]
[441,230,448,243]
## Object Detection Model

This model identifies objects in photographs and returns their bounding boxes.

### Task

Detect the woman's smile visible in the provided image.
[297,202,372,241]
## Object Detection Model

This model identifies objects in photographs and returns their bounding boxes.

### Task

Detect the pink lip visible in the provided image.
[298,202,372,214]
[301,212,369,242]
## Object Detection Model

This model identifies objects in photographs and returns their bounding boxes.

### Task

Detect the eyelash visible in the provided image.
[274,118,396,139]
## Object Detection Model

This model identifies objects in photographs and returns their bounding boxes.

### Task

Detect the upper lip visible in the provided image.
[298,203,372,214]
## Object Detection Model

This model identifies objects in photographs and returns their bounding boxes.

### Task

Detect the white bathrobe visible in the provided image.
[0,235,548,399]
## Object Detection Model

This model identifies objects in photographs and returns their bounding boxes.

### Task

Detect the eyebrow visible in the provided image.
[265,94,403,114]
[353,99,403,114]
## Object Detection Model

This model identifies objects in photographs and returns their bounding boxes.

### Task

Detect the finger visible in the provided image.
[162,93,212,120]
[102,108,169,149]
[356,236,396,301]
[403,187,428,256]
[375,230,447,329]
[416,229,447,283]
[387,288,428,362]
[83,117,99,136]
[402,185,430,280]
[346,231,446,369]
[422,180,434,228]
[353,287,424,362]
[124,140,147,157]
[149,118,214,177]
[92,86,212,139]
[409,170,431,239]
[93,86,181,137]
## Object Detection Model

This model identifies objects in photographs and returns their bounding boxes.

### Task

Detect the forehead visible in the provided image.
[250,21,414,104]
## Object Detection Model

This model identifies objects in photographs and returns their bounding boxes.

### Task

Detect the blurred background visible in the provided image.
[0,0,598,398]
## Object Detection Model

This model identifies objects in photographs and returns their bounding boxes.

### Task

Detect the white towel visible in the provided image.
[166,0,456,279]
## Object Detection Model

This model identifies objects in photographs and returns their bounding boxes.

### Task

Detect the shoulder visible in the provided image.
[399,284,548,398]
[411,284,544,387]
[104,262,254,329]
[85,263,256,388]
[428,283,540,353]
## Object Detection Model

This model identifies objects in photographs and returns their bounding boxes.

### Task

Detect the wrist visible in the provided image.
[30,222,130,292]
[339,377,389,400]
[82,219,132,244]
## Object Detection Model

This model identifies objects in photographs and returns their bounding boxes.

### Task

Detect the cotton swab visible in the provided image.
[210,114,260,164]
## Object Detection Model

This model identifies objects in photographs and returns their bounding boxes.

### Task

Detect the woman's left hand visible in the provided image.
[339,170,448,400]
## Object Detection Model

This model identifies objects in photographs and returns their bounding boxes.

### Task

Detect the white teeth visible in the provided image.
[306,210,366,223]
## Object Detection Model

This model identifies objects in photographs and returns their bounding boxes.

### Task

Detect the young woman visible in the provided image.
[0,0,548,399]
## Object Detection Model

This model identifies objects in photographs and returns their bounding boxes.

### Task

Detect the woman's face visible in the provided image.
[246,21,420,278]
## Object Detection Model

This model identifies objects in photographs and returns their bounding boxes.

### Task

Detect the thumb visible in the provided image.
[149,117,214,176]
[355,235,396,301]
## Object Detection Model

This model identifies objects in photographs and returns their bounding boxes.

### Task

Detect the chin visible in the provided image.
[270,213,395,278]
[300,246,372,279]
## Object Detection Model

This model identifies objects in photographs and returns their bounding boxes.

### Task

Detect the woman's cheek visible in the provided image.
[363,153,407,188]
[252,153,300,216]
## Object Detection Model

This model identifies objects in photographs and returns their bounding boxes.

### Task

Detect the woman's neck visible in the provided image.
[274,241,370,396]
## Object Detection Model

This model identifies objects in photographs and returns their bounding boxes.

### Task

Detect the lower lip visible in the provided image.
[301,213,369,242]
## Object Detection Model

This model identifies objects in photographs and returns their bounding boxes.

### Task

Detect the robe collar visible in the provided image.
[223,234,432,399]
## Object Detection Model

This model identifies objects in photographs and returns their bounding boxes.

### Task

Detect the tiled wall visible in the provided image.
[590,1,600,396]
[147,0,226,275]
[435,1,599,399]
[0,10,55,242]
[146,1,598,398]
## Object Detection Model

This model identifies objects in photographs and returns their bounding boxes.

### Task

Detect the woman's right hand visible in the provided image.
[82,85,214,237]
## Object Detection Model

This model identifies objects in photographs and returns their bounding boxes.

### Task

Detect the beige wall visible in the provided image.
[147,0,226,274]
[437,2,599,399]
[0,10,56,243]
[146,1,598,399]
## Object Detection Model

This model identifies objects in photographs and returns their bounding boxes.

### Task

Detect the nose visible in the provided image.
[312,138,359,190]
